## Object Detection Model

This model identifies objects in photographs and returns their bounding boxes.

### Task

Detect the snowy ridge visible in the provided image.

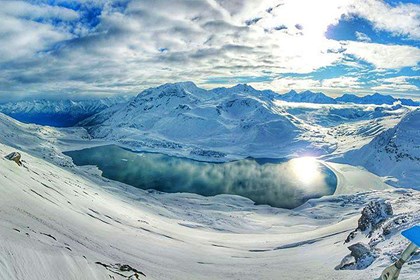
[279,90,337,104]
[332,109,420,189]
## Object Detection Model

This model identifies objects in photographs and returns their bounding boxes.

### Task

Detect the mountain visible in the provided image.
[279,90,337,104]
[212,83,278,100]
[0,96,130,127]
[333,109,420,189]
[81,82,316,159]
[336,93,419,106]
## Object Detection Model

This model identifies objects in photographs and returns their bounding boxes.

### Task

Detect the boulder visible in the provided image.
[336,242,377,270]
[5,152,22,166]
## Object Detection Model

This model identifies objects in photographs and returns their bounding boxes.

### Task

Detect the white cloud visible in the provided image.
[343,41,420,69]
[0,0,419,100]
[1,1,79,21]
[321,76,362,89]
[269,77,321,92]
[371,76,419,92]
[348,0,420,40]
[355,31,371,42]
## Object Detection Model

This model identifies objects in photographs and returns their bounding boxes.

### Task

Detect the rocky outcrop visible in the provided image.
[4,152,22,166]
[336,242,378,270]
[346,200,393,242]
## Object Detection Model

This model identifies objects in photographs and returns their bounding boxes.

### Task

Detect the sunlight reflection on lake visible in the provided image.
[64,145,337,209]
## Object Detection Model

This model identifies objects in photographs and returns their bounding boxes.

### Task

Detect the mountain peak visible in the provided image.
[231,83,255,90]
[286,90,298,95]
[335,92,416,105]
[160,81,199,90]
[280,89,336,104]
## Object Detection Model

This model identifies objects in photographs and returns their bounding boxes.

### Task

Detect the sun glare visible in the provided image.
[291,157,320,185]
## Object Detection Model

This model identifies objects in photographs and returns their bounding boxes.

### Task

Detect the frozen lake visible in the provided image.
[64,145,337,208]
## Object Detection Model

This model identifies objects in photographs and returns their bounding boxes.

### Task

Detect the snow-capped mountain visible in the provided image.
[213,83,278,100]
[333,109,420,189]
[0,97,130,127]
[278,90,337,104]
[81,82,318,159]
[80,82,416,161]
[336,93,419,106]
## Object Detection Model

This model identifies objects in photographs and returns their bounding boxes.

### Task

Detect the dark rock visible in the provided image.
[5,152,22,166]
[346,200,393,243]
[358,200,393,233]
[336,242,377,270]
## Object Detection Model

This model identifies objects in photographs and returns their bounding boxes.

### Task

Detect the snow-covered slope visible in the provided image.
[0,116,418,279]
[0,97,130,127]
[332,109,420,189]
[81,82,319,159]
[279,90,337,104]
[79,82,414,162]
[336,93,418,106]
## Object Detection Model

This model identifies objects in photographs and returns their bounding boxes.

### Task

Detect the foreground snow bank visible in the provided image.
[0,141,419,280]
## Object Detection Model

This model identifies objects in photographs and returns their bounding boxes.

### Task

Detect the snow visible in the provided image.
[0,82,419,279]
[331,109,420,189]
[279,90,337,104]
[81,82,317,160]
[0,131,419,279]
[0,97,130,126]
[336,93,419,106]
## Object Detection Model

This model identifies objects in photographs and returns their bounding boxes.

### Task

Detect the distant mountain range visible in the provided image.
[0,82,417,128]
[336,93,418,106]
[0,97,130,126]
[279,90,337,104]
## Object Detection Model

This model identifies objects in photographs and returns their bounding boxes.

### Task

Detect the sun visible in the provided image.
[290,157,320,185]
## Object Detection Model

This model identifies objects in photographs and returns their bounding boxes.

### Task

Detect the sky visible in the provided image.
[0,0,419,102]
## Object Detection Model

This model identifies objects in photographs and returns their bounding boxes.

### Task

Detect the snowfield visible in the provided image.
[0,82,419,279]
[0,134,419,279]
[330,109,420,189]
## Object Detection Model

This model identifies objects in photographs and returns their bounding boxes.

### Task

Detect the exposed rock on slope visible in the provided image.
[338,195,420,272]
[333,109,420,189]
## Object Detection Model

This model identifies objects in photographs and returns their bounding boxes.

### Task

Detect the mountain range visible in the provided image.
[0,97,130,127]
[0,83,417,128]
[81,82,314,159]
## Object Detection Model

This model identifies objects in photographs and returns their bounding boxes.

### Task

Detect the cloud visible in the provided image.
[321,76,362,89]
[268,77,322,92]
[355,31,371,42]
[0,0,419,101]
[256,76,364,94]
[348,0,420,40]
[342,41,420,69]
[1,1,79,21]
[371,76,420,92]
